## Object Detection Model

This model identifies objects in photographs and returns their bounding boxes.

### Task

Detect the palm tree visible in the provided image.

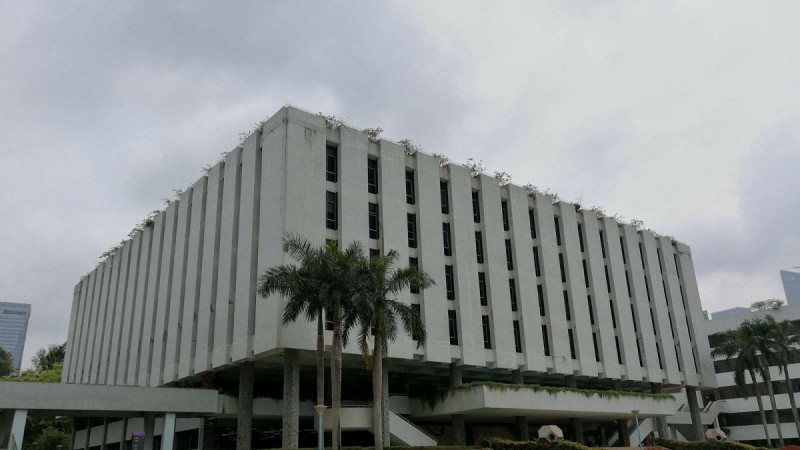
[745,317,785,447]
[712,327,773,447]
[769,318,800,439]
[346,249,433,450]
[258,234,364,450]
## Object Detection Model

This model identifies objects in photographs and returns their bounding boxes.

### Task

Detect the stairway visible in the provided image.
[607,418,655,447]
[323,406,437,446]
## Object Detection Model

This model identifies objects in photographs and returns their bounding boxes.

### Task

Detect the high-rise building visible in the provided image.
[0,302,31,376]
[782,268,800,305]
[62,106,715,447]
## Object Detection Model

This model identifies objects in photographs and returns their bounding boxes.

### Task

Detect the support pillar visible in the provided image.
[0,409,27,450]
[237,361,254,450]
[100,418,109,450]
[198,418,215,450]
[143,413,155,450]
[120,418,129,450]
[599,426,607,447]
[162,413,176,450]
[70,420,77,450]
[685,385,705,441]
[449,363,466,446]
[566,376,584,444]
[511,370,529,440]
[651,383,669,438]
[283,350,300,449]
[84,417,93,450]
[616,419,630,447]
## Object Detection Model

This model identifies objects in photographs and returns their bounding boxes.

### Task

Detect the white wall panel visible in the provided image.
[163,188,193,383]
[178,177,207,379]
[676,244,716,387]
[98,249,124,384]
[108,240,133,384]
[63,279,83,382]
[195,164,223,374]
[118,232,143,385]
[82,264,104,383]
[149,202,179,386]
[137,213,166,386]
[659,239,697,385]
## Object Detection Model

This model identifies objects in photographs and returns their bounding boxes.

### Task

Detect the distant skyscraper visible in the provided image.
[0,302,31,376]
[782,268,800,305]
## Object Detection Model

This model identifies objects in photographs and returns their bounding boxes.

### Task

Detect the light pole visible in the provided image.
[632,409,642,450]
[314,404,327,450]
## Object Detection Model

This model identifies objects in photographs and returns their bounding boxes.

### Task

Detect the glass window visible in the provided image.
[478,272,488,306]
[538,284,545,316]
[367,158,379,194]
[407,213,417,248]
[620,237,627,264]
[472,191,481,223]
[509,279,518,312]
[599,230,606,258]
[513,320,522,353]
[482,315,492,349]
[440,181,449,214]
[326,145,337,182]
[582,259,590,288]
[405,170,416,205]
[442,223,452,256]
[505,239,513,270]
[588,295,595,325]
[368,202,379,239]
[533,246,541,277]
[568,329,576,359]
[475,231,484,264]
[554,216,562,246]
[559,253,566,282]
[409,258,419,294]
[501,200,510,231]
[448,310,458,345]
[445,265,455,300]
[325,191,337,230]
[593,332,600,362]
[578,223,585,252]
[542,325,550,356]
[529,209,537,239]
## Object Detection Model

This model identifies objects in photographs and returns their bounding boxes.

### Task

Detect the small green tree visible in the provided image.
[26,426,70,450]
[0,346,13,377]
[31,342,66,372]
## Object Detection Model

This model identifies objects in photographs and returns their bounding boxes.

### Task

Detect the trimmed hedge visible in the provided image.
[278,447,470,450]
[457,381,675,401]
[482,437,590,450]
[655,438,767,450]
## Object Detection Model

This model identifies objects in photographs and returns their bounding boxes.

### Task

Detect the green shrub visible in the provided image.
[655,438,766,450]
[482,437,591,450]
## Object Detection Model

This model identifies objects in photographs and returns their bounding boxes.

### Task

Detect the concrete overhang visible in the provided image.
[410,384,678,422]
[0,382,219,417]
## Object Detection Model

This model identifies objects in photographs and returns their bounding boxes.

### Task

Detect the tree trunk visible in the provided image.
[317,313,325,406]
[373,333,383,450]
[750,369,773,448]
[382,361,390,447]
[784,364,800,441]
[763,366,785,447]
[332,313,343,450]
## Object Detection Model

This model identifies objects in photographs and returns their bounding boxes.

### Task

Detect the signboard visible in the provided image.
[131,431,146,450]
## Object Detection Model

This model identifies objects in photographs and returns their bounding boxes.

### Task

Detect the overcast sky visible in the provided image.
[2,1,799,371]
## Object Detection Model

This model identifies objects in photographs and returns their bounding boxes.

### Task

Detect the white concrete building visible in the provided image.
[783,268,800,305]
[58,106,715,449]
[704,303,800,446]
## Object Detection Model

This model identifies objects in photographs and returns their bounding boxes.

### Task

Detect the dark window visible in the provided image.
[599,230,606,258]
[636,339,643,366]
[325,309,334,331]
[475,231,484,264]
[631,304,638,332]
[501,200,510,231]
[442,223,452,256]
[625,271,632,297]
[368,202,379,239]
[620,237,627,264]
[513,320,522,353]
[615,336,623,364]
[482,315,492,349]
[674,253,681,278]
[448,310,458,345]
[509,279,518,312]
[369,248,380,259]
[639,242,646,266]
[650,308,656,333]
[578,223,585,252]
[605,265,611,293]
[533,246,541,277]
[588,295,595,325]
[663,280,669,301]
[645,275,652,302]
[478,272,488,306]
[593,332,600,362]
[326,145,338,182]
[582,259,590,287]
[412,303,421,319]
[554,216,562,246]
[440,181,449,214]
[542,325,551,356]
[559,253,567,282]
[538,285,545,316]
[563,290,571,321]
[668,312,675,339]
[407,213,417,248]
[409,257,420,294]
[505,239,514,270]
[657,248,664,273]
[568,329,576,359]
[326,191,338,230]
[610,301,617,328]
[445,265,455,300]
[676,345,682,372]
[405,170,416,205]
[529,209,537,239]
[656,342,664,369]
[472,191,481,223]
[367,158,379,194]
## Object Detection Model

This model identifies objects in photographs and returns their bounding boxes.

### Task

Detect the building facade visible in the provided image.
[706,303,800,445]
[0,302,31,376]
[62,106,715,447]
[783,268,800,305]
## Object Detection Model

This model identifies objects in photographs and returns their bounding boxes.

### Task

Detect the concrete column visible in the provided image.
[198,418,215,450]
[616,419,630,447]
[599,426,607,447]
[84,418,93,450]
[511,370,529,440]
[161,413,176,450]
[0,410,27,450]
[282,350,300,449]
[70,420,78,450]
[120,418,129,450]
[650,383,669,438]
[143,413,155,450]
[685,385,705,441]
[449,363,466,445]
[100,418,109,450]
[237,361,254,450]
[566,376,584,444]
